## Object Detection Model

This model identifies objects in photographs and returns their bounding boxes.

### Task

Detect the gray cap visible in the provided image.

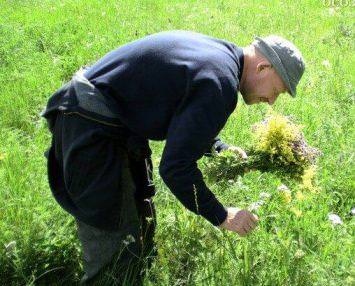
[252,35,305,97]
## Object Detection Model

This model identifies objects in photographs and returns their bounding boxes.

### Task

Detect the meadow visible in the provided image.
[0,0,354,285]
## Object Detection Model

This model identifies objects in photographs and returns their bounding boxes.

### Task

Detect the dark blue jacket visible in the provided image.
[41,30,244,226]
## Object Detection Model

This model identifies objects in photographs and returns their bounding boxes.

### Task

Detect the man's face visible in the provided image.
[241,63,288,106]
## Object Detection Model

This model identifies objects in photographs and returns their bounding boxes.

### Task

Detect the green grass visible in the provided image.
[0,0,354,285]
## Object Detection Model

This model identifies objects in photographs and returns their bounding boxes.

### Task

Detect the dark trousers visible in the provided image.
[45,111,157,285]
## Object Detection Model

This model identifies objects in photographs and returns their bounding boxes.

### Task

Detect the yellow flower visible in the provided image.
[290,207,303,217]
[277,184,292,204]
[280,189,292,204]
[253,111,301,164]
[301,166,318,193]
[295,191,305,201]
[0,153,6,161]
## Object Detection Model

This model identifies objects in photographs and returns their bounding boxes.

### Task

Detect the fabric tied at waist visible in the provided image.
[72,67,121,120]
[39,66,122,132]
[41,67,156,205]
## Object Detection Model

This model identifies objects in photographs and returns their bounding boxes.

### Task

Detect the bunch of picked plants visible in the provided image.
[204,111,322,181]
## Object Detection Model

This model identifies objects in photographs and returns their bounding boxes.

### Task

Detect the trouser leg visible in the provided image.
[77,206,157,285]
[46,112,157,285]
[77,153,144,286]
[77,220,142,286]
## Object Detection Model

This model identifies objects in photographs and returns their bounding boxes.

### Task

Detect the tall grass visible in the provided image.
[0,0,354,285]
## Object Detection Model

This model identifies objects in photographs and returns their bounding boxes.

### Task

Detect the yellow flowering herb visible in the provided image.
[295,191,306,201]
[279,189,292,204]
[300,166,320,193]
[290,207,303,217]
[253,111,301,165]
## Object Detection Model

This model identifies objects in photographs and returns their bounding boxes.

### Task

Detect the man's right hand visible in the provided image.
[218,207,259,237]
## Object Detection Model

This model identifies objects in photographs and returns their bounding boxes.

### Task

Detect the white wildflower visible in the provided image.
[53,57,60,65]
[322,60,331,69]
[248,201,264,211]
[259,192,271,200]
[328,8,336,16]
[328,213,343,225]
[123,234,136,246]
[351,208,355,216]
[277,184,289,192]
[4,241,16,256]
[294,249,305,259]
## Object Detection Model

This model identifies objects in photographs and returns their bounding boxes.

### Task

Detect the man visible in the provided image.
[41,30,305,285]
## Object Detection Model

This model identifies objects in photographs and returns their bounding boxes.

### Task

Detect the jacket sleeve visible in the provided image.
[159,79,230,226]
[204,137,230,157]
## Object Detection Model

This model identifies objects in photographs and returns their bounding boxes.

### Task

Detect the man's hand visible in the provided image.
[227,146,248,160]
[218,207,259,237]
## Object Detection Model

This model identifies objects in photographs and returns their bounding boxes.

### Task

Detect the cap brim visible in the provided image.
[289,86,296,97]
[287,87,296,97]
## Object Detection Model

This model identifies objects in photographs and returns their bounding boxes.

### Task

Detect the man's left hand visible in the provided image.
[226,146,248,160]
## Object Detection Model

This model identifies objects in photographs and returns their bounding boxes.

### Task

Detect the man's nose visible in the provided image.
[268,94,278,105]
